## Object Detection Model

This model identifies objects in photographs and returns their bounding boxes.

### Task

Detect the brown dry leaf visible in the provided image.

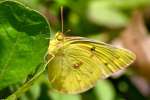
[121,10,150,81]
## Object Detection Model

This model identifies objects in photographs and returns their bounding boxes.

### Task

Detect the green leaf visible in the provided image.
[111,0,150,10]
[88,1,128,28]
[94,80,116,100]
[50,92,81,100]
[0,0,50,90]
[87,0,150,28]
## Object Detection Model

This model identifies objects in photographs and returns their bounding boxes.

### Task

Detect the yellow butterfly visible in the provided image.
[47,32,136,94]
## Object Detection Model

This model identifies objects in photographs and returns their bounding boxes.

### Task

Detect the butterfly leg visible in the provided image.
[44,51,50,63]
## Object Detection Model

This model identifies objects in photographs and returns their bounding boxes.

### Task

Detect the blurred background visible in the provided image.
[1,0,150,100]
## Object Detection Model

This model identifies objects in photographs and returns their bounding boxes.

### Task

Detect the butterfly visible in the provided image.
[47,32,136,94]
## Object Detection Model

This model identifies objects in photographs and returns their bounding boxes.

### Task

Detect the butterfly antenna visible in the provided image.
[65,29,71,34]
[61,6,64,33]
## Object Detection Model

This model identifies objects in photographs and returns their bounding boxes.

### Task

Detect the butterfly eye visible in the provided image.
[55,32,64,41]
[56,35,63,41]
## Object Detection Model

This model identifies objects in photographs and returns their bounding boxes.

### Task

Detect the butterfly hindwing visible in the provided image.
[48,43,101,94]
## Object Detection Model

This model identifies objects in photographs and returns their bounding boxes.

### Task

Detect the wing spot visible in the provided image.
[116,56,120,59]
[90,46,96,57]
[89,71,93,74]
[104,63,115,73]
[72,61,83,69]
[90,46,96,51]
[104,63,108,66]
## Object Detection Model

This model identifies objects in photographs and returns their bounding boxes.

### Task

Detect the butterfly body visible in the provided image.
[47,32,136,94]
[48,32,65,55]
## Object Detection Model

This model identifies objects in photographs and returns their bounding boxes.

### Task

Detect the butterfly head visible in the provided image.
[55,32,64,41]
[48,32,65,55]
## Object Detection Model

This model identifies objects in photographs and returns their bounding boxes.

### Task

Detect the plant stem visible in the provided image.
[6,55,54,100]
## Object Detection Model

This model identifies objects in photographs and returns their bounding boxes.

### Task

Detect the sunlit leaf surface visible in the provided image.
[0,1,50,90]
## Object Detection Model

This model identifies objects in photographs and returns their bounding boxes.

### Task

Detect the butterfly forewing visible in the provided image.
[66,37,135,78]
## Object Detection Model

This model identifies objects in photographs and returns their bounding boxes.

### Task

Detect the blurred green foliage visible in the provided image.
[0,0,150,100]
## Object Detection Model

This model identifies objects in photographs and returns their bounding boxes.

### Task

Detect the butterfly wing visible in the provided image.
[48,44,101,94]
[48,36,135,94]
[66,37,136,78]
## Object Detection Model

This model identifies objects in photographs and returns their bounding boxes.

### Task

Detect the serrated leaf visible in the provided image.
[0,0,50,90]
